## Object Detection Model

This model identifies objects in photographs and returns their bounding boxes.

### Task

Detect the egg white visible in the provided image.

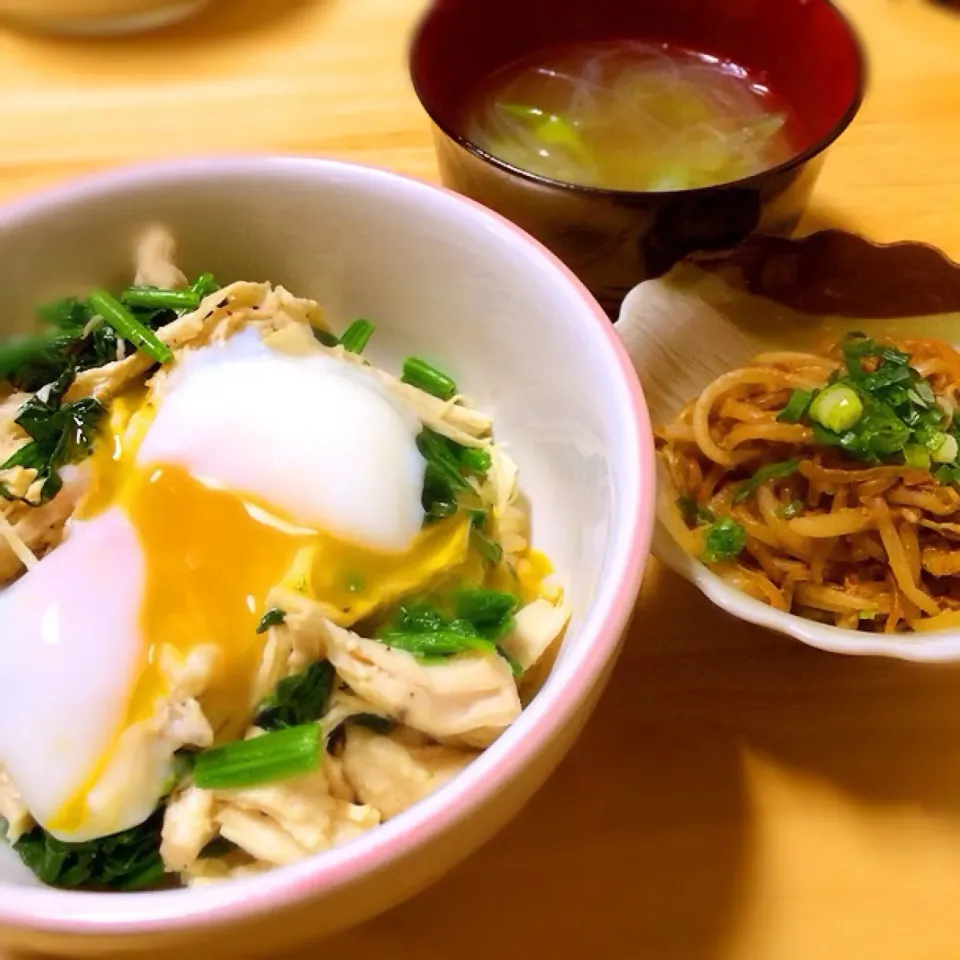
[0,330,429,842]
[0,509,150,841]
[138,332,426,551]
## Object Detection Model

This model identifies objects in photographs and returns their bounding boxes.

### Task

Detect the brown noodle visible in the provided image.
[656,337,960,633]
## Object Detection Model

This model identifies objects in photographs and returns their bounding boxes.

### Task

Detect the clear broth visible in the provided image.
[463,39,805,192]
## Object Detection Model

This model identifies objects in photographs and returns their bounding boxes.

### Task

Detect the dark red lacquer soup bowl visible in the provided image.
[410,0,867,317]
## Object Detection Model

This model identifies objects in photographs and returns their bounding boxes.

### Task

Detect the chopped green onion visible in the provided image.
[459,446,492,475]
[402,357,457,400]
[193,725,321,790]
[256,608,286,634]
[190,273,220,300]
[913,380,936,406]
[778,499,805,519]
[339,319,375,354]
[87,290,173,364]
[777,389,814,424]
[936,463,960,486]
[312,326,340,348]
[903,443,932,470]
[733,459,801,504]
[932,433,959,464]
[501,103,589,160]
[120,286,200,312]
[809,384,864,433]
[701,517,747,565]
[677,496,715,525]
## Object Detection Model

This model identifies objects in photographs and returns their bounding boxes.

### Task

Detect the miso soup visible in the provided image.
[463,40,804,192]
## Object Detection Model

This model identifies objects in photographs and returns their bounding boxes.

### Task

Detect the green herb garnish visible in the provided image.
[733,459,801,504]
[401,357,458,400]
[701,517,747,565]
[193,724,321,790]
[255,660,335,732]
[469,509,504,564]
[120,286,200,313]
[778,499,805,519]
[808,384,864,433]
[936,463,960,485]
[312,326,340,348]
[0,367,105,504]
[339,319,375,354]
[87,290,173,364]
[677,496,715,525]
[459,446,492,475]
[378,601,497,657]
[418,427,476,522]
[14,809,165,891]
[777,389,814,424]
[256,608,287,634]
[189,273,220,300]
[454,588,519,639]
[787,335,960,469]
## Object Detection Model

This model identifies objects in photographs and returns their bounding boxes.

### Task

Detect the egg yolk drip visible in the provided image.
[51,389,473,833]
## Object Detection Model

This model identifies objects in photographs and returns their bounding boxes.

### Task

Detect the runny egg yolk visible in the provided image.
[52,389,471,833]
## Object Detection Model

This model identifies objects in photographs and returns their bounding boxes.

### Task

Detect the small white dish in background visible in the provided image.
[614,240,960,663]
[0,157,654,956]
[0,0,208,35]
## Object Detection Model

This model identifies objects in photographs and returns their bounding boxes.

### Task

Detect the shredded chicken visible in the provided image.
[320,620,522,748]
[183,851,271,888]
[250,592,330,708]
[0,465,89,583]
[500,599,571,672]
[341,726,475,820]
[161,785,218,873]
[165,755,380,879]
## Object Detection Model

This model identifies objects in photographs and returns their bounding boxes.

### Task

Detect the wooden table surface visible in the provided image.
[3,0,960,958]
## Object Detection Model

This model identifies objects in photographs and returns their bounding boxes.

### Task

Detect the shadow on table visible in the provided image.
[325,566,752,960]
[727,624,960,818]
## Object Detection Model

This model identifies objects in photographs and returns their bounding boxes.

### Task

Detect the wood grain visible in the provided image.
[3,0,960,957]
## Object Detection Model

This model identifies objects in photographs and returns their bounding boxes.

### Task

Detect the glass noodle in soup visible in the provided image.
[463,40,804,192]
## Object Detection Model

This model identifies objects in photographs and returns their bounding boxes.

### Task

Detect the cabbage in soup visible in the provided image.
[463,40,803,192]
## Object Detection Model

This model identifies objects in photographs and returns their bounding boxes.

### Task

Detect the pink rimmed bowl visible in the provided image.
[0,157,654,956]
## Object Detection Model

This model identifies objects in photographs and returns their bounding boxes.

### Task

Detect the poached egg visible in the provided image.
[0,330,468,842]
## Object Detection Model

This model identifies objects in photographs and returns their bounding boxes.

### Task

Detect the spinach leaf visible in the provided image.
[256,608,287,634]
[377,590,521,662]
[255,660,335,731]
[14,809,165,891]
[0,368,105,504]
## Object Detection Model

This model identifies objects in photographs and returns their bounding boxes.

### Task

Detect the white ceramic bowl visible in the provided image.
[0,157,654,956]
